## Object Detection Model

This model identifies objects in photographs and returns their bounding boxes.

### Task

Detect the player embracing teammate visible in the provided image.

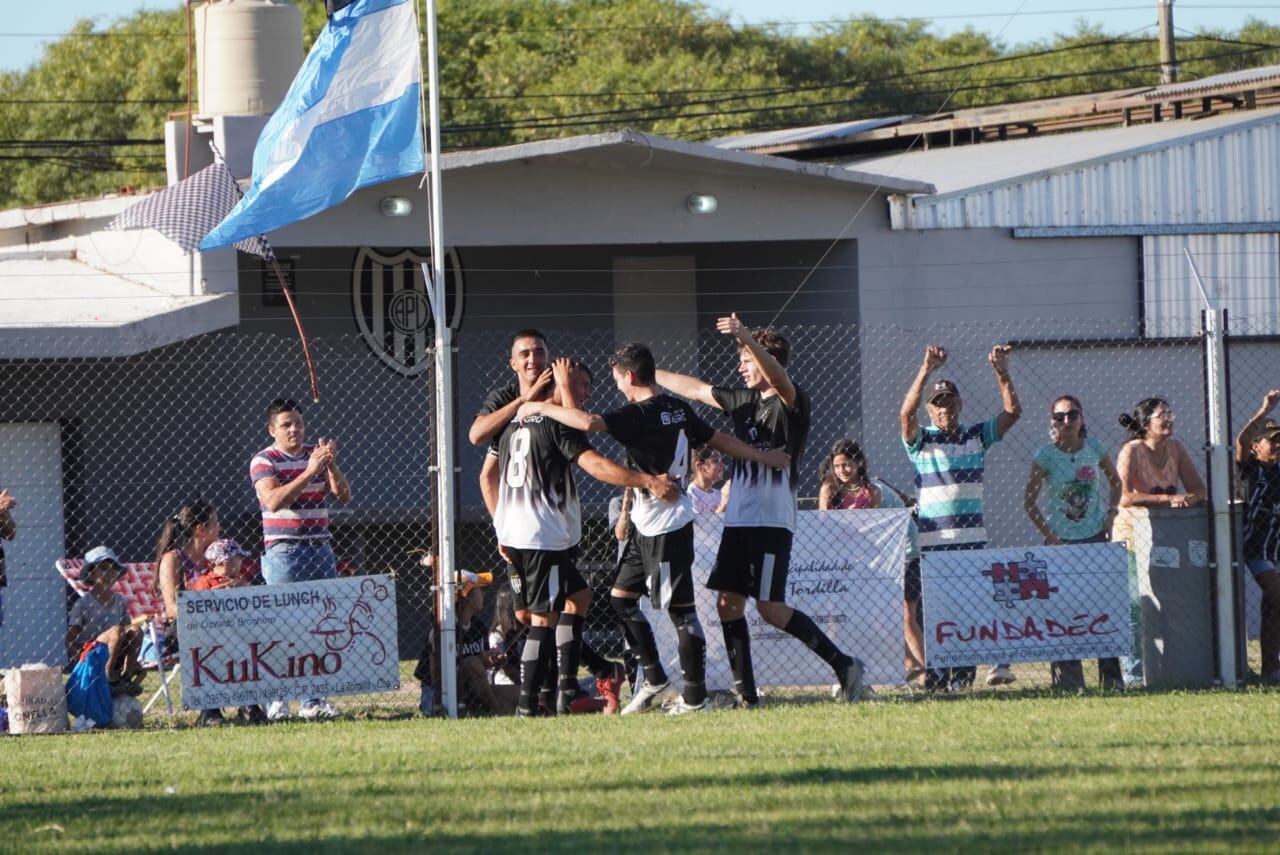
[657,314,867,707]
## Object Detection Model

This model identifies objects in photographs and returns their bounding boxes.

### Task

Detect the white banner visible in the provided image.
[179,575,400,709]
[922,543,1132,668]
[649,509,910,691]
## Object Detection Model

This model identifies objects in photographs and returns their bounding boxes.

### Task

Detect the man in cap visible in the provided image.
[1234,390,1280,685]
[900,344,1022,690]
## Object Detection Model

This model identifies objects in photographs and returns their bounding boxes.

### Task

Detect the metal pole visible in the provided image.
[1158,0,1178,84]
[424,0,458,718]
[1188,249,1238,686]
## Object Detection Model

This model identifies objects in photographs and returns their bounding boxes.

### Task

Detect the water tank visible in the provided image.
[196,0,303,118]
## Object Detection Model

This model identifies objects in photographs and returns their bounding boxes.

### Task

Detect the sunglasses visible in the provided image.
[1051,409,1082,423]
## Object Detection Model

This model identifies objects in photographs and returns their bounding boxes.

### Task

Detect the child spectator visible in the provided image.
[817,439,882,510]
[688,447,727,514]
[193,539,253,590]
[65,546,143,694]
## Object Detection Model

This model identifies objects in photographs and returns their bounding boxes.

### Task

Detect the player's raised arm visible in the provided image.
[719,313,796,407]
[655,369,721,410]
[708,431,789,470]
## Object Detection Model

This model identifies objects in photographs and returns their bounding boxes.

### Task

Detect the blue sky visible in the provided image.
[3,1,1277,71]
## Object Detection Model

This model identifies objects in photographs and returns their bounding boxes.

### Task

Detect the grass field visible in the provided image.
[4,689,1279,853]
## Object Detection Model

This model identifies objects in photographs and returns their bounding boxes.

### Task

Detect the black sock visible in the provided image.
[539,638,557,709]
[556,613,583,695]
[783,610,851,672]
[518,625,551,714]
[579,637,614,681]
[670,606,706,706]
[612,595,666,686]
[721,616,757,704]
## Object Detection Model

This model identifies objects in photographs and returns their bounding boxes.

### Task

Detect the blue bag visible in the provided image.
[65,642,112,727]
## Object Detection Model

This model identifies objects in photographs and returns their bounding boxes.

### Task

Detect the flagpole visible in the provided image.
[423,0,458,720]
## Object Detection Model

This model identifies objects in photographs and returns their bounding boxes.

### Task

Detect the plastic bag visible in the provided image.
[65,643,112,728]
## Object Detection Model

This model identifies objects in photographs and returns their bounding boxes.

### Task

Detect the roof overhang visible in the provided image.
[441,130,935,195]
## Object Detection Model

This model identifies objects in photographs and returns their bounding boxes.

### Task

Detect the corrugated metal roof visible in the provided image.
[709,117,908,152]
[1144,64,1280,101]
[841,107,1280,229]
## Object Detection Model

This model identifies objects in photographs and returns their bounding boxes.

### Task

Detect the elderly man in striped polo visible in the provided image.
[900,344,1021,692]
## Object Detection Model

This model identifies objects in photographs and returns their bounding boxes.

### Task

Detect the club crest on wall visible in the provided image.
[351,247,463,376]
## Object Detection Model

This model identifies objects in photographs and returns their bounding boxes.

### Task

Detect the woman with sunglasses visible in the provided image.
[1024,395,1123,689]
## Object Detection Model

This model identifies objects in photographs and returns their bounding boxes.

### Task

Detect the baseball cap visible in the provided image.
[205,539,250,565]
[83,545,122,567]
[928,379,960,404]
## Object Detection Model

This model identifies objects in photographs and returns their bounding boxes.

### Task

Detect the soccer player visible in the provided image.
[495,361,680,716]
[519,342,790,714]
[656,314,867,707]
[470,331,627,711]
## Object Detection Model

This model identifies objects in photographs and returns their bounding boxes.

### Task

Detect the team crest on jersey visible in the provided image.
[352,247,464,376]
[660,410,687,426]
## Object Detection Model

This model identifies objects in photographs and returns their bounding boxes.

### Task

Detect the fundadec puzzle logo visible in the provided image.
[982,552,1059,608]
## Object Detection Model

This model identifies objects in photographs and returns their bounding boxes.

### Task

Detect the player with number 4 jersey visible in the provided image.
[518,342,790,715]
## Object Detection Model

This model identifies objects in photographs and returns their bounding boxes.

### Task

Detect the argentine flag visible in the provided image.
[201,0,424,251]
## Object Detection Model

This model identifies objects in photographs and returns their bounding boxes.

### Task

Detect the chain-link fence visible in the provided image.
[1,312,1275,728]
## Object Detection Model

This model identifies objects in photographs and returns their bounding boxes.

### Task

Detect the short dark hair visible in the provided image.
[570,359,594,383]
[748,327,791,367]
[510,329,547,350]
[608,342,656,385]
[266,398,300,425]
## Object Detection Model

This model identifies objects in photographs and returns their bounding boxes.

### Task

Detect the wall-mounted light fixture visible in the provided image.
[380,196,413,217]
[686,193,718,215]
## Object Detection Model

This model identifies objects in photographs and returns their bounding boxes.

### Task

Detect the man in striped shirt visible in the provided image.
[250,398,352,719]
[901,344,1021,691]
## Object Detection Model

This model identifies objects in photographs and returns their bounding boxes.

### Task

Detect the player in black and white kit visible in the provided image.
[657,314,866,707]
[521,343,790,714]
[470,330,628,712]
[495,362,680,717]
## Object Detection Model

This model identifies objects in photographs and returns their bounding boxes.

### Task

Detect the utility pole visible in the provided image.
[1158,0,1178,84]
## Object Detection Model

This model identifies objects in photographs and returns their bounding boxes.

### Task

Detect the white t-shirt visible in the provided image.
[68,592,127,648]
[688,483,721,514]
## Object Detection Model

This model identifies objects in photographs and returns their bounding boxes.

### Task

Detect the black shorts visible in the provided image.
[504,548,586,614]
[904,558,921,602]
[503,561,526,612]
[708,526,792,602]
[613,522,696,609]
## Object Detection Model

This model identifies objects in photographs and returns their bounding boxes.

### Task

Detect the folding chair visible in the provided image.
[56,558,179,715]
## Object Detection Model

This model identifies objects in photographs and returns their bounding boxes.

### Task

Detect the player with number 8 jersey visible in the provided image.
[496,360,680,717]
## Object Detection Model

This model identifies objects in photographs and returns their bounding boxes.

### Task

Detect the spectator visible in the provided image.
[1234,391,1280,685]
[1023,395,1123,690]
[817,439,882,510]
[1115,397,1206,509]
[417,583,513,716]
[688,447,727,514]
[1112,397,1206,688]
[153,501,234,727]
[66,546,142,694]
[250,398,351,721]
[0,488,15,629]
[487,585,524,690]
[191,539,253,590]
[872,479,927,687]
[900,344,1021,691]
